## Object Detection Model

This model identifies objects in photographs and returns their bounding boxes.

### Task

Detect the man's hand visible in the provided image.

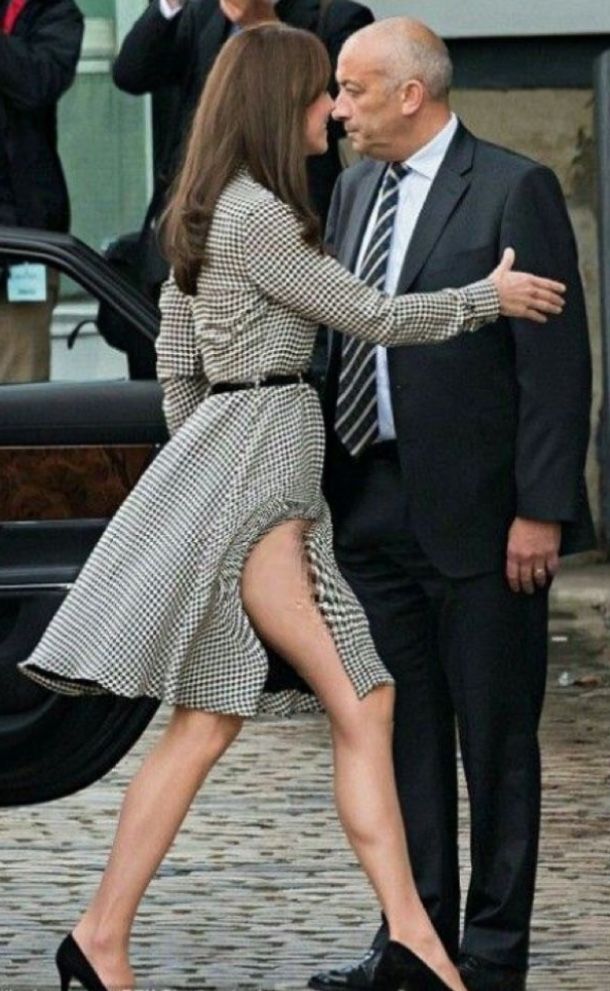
[506,517,561,594]
[220,0,279,27]
[489,248,566,323]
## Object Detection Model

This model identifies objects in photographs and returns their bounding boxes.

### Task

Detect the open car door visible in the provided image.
[0,228,166,805]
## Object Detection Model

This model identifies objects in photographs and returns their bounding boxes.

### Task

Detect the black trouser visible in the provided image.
[329,443,549,971]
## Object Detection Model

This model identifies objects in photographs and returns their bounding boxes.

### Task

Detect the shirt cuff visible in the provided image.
[159,0,183,18]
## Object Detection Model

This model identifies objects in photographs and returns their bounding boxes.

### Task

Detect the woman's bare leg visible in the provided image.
[71,706,242,989]
[241,520,467,991]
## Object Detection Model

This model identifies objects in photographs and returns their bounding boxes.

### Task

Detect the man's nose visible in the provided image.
[331,96,347,121]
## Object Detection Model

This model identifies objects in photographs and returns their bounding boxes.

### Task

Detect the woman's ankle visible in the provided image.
[72,920,135,989]
[73,914,131,958]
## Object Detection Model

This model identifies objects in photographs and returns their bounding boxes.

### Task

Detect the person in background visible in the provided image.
[112,0,372,379]
[0,0,83,384]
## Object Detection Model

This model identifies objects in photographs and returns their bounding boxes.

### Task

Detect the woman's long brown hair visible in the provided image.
[162,23,331,294]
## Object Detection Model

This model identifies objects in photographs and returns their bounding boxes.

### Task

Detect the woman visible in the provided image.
[19,24,564,991]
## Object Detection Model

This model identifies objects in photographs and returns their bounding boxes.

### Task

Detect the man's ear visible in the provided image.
[400,79,425,118]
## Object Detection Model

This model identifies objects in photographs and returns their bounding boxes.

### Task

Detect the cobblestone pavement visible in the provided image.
[1,605,608,990]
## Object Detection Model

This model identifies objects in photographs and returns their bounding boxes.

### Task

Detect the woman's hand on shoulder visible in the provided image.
[489,248,566,322]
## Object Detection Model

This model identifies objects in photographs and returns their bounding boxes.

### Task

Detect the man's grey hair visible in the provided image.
[385,36,453,99]
[349,18,453,100]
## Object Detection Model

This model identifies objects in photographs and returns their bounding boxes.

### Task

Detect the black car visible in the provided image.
[0,227,165,806]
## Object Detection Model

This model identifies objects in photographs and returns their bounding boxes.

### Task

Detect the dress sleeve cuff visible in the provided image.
[461,278,501,331]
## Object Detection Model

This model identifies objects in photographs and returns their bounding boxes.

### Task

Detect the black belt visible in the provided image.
[209,372,314,395]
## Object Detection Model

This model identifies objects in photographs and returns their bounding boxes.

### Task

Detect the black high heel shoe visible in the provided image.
[56,934,108,991]
[373,940,453,990]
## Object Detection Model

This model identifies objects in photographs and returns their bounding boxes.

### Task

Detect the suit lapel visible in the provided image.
[197,8,229,80]
[396,123,476,294]
[341,161,385,271]
[327,126,477,388]
[327,162,385,376]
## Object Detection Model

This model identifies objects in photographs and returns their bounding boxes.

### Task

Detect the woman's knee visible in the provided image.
[330,683,396,742]
[169,706,243,759]
[365,683,396,722]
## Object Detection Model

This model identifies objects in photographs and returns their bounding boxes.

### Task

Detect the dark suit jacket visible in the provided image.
[0,0,83,231]
[113,0,373,222]
[324,123,596,577]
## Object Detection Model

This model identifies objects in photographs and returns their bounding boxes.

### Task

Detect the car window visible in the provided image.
[0,259,147,386]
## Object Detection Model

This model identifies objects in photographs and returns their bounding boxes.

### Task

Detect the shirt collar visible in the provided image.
[403,113,459,181]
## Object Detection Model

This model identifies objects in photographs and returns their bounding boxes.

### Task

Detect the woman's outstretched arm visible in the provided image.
[244,195,564,346]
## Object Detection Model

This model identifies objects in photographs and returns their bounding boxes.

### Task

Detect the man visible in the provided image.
[0,0,83,383]
[311,18,595,991]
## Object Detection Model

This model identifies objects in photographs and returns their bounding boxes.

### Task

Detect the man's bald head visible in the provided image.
[342,17,453,101]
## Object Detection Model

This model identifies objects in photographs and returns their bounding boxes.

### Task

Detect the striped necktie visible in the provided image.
[334,162,408,457]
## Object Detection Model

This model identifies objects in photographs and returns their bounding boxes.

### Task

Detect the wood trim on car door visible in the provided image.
[0,445,157,522]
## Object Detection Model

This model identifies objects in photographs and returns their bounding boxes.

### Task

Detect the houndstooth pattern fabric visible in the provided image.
[19,171,499,718]
[335,162,408,456]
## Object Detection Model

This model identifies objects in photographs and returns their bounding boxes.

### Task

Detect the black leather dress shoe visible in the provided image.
[459,955,526,991]
[308,947,384,990]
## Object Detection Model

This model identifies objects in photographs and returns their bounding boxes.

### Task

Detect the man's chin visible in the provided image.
[345,134,366,155]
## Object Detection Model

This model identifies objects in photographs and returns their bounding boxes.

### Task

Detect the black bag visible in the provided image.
[97,230,144,351]
[97,191,167,378]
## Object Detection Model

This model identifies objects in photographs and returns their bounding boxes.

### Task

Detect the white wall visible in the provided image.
[369,0,610,38]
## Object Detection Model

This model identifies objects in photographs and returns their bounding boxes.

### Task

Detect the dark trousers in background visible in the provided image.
[328,442,549,971]
[0,268,59,384]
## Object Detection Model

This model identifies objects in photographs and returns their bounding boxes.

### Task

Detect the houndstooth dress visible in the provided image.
[19,171,500,717]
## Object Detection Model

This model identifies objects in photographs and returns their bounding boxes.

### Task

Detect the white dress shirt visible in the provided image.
[159,0,184,18]
[355,113,459,440]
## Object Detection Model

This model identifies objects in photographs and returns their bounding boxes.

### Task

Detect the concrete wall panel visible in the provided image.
[369,1,610,38]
